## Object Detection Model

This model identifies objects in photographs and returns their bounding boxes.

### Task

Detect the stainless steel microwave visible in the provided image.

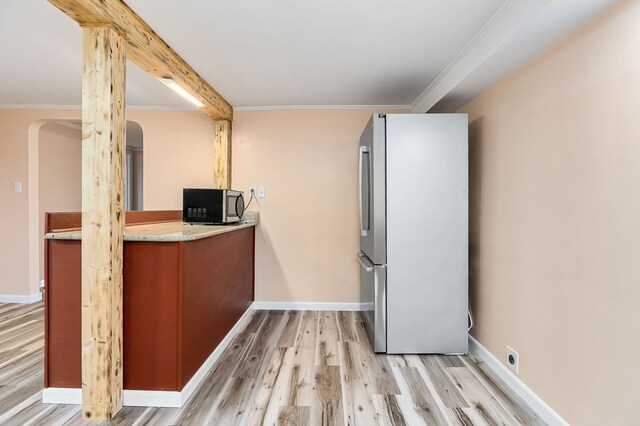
[182,188,245,224]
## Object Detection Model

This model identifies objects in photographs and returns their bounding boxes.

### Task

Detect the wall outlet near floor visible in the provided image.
[249,186,256,198]
[506,346,519,374]
[258,185,266,198]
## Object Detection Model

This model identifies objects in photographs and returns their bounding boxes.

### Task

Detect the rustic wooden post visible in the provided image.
[81,25,126,421]
[214,120,232,189]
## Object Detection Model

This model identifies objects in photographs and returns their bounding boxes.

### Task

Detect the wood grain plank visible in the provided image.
[172,332,253,425]
[0,397,53,425]
[336,312,358,342]
[206,377,255,425]
[0,351,43,383]
[315,311,340,366]
[244,347,287,425]
[351,321,401,395]
[244,310,268,334]
[289,311,318,406]
[450,407,485,426]
[397,366,448,425]
[372,394,408,426]
[339,341,380,425]
[0,321,42,346]
[278,311,302,348]
[234,312,284,378]
[312,365,344,426]
[420,355,469,408]
[459,356,544,425]
[278,406,310,426]
[436,355,466,368]
[446,367,516,426]
[258,312,318,424]
[26,403,79,425]
[0,373,44,418]
[133,407,179,426]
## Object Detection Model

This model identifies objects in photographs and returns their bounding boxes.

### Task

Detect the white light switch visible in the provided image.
[14,181,22,193]
[258,185,266,198]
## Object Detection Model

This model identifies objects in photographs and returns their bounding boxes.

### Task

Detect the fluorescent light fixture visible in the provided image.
[160,78,204,108]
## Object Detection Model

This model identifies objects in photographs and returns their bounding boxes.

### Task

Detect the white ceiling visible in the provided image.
[0,0,192,108]
[0,0,620,110]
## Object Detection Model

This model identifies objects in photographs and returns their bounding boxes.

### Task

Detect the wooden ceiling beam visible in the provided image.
[48,0,233,121]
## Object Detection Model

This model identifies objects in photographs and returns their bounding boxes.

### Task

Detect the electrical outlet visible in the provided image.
[258,185,266,198]
[506,346,519,374]
[249,186,256,197]
[14,181,22,193]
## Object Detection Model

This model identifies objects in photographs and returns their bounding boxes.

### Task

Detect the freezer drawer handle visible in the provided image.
[357,253,374,272]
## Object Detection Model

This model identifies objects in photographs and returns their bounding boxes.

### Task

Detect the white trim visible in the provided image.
[0,104,410,112]
[42,303,256,407]
[0,105,81,110]
[252,301,369,311]
[42,388,81,405]
[411,0,550,113]
[123,390,182,408]
[126,105,197,111]
[469,336,568,426]
[0,293,42,304]
[233,105,410,111]
[0,104,197,110]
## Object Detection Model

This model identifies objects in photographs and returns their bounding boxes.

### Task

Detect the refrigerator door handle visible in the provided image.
[359,146,370,237]
[357,252,374,272]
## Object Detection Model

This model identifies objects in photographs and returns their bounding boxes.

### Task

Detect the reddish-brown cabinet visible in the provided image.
[44,212,255,392]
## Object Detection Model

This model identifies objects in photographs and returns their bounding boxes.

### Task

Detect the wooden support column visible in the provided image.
[214,120,232,189]
[81,25,126,421]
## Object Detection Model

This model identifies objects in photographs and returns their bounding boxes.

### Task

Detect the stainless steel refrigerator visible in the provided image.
[358,113,468,354]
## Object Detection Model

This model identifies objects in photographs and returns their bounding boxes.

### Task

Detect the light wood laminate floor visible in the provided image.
[0,302,544,425]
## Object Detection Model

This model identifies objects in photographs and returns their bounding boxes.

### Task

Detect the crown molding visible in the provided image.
[411,0,551,113]
[0,104,197,110]
[233,105,411,112]
[0,104,82,110]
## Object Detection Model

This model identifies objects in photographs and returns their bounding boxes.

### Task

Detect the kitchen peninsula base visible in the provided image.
[43,211,257,406]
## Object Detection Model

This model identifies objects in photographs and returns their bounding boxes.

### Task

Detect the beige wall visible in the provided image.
[460,1,640,424]
[233,109,392,303]
[0,108,78,296]
[38,123,82,281]
[0,108,214,296]
[129,110,214,210]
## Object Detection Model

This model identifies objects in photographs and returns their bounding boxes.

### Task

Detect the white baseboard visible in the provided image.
[0,293,42,304]
[468,336,568,426]
[252,301,370,311]
[124,390,181,408]
[43,303,256,407]
[42,387,81,404]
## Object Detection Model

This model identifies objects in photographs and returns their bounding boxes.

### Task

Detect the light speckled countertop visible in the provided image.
[45,211,259,242]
